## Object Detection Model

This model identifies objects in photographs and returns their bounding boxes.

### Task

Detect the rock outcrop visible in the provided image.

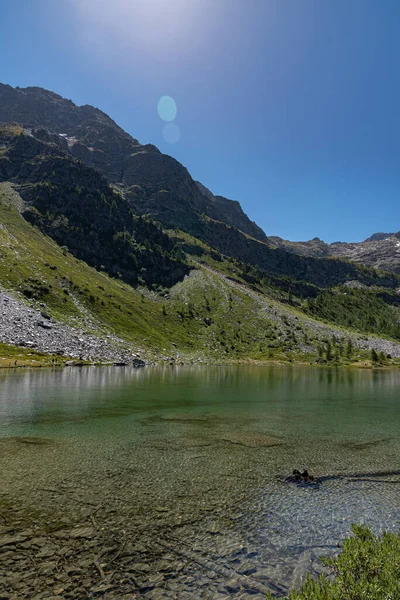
[0,84,268,244]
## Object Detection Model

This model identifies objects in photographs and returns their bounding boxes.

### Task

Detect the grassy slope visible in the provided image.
[0,342,66,368]
[0,185,285,362]
[0,183,179,351]
[0,182,399,366]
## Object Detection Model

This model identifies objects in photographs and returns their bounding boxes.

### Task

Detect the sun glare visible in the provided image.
[163,122,180,144]
[73,0,204,53]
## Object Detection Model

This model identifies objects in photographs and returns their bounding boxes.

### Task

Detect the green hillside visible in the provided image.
[0,90,399,368]
[1,182,399,367]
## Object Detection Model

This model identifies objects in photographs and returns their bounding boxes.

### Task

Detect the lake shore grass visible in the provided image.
[0,342,67,368]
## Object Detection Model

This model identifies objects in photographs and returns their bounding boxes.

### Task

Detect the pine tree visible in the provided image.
[346,339,353,359]
[371,348,379,363]
[378,351,386,364]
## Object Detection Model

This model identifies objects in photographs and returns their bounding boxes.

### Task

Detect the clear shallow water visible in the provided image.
[0,365,399,597]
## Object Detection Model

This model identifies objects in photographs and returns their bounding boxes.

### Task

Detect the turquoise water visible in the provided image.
[0,365,399,596]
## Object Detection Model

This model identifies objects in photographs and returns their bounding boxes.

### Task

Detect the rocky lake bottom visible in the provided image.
[0,366,399,599]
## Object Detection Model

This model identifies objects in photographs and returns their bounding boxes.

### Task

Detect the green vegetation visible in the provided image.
[305,287,400,340]
[0,123,24,137]
[0,130,189,288]
[1,181,400,367]
[0,342,65,368]
[175,232,400,352]
[269,525,400,599]
[0,183,311,362]
[1,125,400,368]
[0,183,191,353]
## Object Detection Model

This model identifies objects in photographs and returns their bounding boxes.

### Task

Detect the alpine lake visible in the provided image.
[0,365,399,599]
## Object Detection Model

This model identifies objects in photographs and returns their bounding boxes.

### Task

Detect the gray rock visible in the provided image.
[225,579,240,593]
[0,535,28,548]
[130,562,151,573]
[132,358,146,367]
[237,561,257,575]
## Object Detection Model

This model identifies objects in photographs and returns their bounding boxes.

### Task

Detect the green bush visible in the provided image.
[268,525,400,599]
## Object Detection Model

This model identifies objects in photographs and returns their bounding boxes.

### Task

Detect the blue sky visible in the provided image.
[1,0,399,242]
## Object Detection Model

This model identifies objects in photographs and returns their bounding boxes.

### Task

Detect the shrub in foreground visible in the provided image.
[268,525,400,599]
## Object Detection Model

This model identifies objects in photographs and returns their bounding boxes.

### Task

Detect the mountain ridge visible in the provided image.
[1,82,398,276]
[0,83,268,244]
[271,231,400,274]
[0,82,399,369]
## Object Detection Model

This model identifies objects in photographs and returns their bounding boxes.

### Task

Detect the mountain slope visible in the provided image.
[0,123,189,288]
[2,84,399,276]
[0,181,399,365]
[0,83,400,366]
[0,83,267,244]
[2,83,399,280]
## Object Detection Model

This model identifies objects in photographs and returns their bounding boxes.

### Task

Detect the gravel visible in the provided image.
[0,289,142,364]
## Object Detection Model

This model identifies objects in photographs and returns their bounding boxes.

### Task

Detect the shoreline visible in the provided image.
[1,355,399,370]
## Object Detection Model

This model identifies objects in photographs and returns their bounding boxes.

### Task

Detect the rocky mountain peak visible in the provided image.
[0,82,269,244]
[364,232,395,242]
[1,82,399,275]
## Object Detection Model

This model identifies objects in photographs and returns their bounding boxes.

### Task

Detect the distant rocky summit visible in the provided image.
[270,232,400,274]
[329,232,400,274]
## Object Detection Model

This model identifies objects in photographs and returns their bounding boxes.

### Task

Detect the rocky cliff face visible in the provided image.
[195,181,268,242]
[270,233,400,274]
[268,236,331,258]
[0,83,267,243]
[329,233,400,273]
[0,82,399,282]
[0,84,141,182]
[0,124,189,288]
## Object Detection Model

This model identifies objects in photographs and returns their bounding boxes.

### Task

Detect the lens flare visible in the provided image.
[163,122,180,144]
[158,96,177,122]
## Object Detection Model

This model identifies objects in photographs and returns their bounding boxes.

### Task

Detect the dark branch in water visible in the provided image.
[319,469,400,481]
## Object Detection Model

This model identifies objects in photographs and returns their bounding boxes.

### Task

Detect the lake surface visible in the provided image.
[0,366,400,598]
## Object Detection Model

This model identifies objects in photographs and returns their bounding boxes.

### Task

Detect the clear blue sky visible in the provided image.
[1,0,399,242]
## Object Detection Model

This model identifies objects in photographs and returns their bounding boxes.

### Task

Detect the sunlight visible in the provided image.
[72,0,205,54]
